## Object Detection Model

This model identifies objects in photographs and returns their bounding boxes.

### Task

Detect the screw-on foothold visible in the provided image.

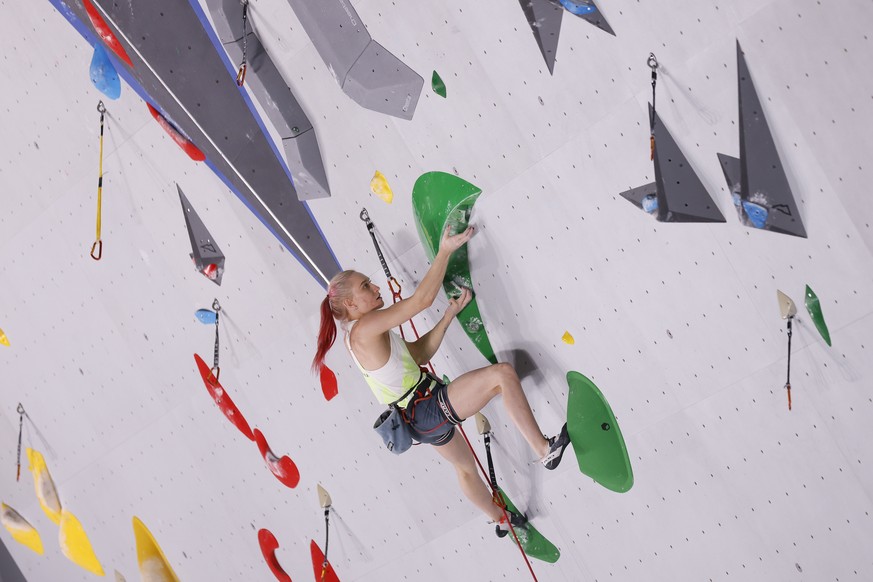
[601,422,610,431]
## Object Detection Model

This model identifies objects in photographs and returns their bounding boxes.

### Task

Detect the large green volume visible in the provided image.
[411,171,497,364]
[566,371,633,493]
[498,488,560,563]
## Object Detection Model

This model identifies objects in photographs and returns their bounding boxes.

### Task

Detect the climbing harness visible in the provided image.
[211,299,222,381]
[236,1,249,87]
[91,101,106,260]
[648,52,659,161]
[361,209,538,580]
[359,209,426,349]
[15,404,24,481]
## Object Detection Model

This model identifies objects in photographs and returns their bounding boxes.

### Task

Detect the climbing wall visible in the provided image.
[1,0,873,580]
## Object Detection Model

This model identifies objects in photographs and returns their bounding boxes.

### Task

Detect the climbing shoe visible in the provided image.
[495,509,528,538]
[541,423,571,470]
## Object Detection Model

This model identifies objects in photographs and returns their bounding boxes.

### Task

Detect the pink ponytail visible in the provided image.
[312,296,337,374]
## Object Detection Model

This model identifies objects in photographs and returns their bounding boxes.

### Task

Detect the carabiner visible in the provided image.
[236,63,247,87]
[359,208,371,224]
[212,298,222,312]
[97,100,106,114]
[90,240,103,261]
[647,52,659,71]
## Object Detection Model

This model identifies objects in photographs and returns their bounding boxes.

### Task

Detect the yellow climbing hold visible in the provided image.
[25,448,62,525]
[370,171,394,204]
[1,503,44,555]
[0,327,9,346]
[133,516,180,582]
[59,509,104,576]
[562,331,575,345]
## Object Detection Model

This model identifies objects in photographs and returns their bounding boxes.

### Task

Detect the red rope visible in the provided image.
[389,278,538,581]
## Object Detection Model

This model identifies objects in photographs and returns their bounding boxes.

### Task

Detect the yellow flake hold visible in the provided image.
[59,510,104,576]
[370,171,394,204]
[562,331,575,345]
[25,448,62,525]
[0,327,8,346]
[133,516,181,582]
[1,503,44,555]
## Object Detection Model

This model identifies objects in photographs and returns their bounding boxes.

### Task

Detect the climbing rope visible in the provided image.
[15,404,24,481]
[361,209,538,580]
[91,101,106,260]
[648,52,659,161]
[211,299,222,380]
[785,318,793,411]
[321,506,330,581]
[236,1,249,87]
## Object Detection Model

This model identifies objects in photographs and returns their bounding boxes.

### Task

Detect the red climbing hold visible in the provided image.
[193,354,254,441]
[82,0,133,68]
[253,429,300,489]
[147,103,206,162]
[310,540,340,582]
[320,365,338,401]
[258,529,292,582]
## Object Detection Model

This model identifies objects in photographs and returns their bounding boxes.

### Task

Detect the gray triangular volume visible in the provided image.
[619,182,657,211]
[651,104,725,223]
[737,43,806,237]
[566,1,615,36]
[178,185,225,286]
[519,0,563,75]
[717,153,748,225]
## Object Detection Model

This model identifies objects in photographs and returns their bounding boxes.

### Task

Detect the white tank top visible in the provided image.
[345,320,422,408]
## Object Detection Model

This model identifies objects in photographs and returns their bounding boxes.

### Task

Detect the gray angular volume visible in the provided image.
[558,0,615,35]
[206,0,330,201]
[519,0,563,75]
[178,185,225,286]
[620,105,724,223]
[287,0,422,120]
[733,43,806,237]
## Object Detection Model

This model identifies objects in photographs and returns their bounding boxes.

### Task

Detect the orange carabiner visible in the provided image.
[236,63,247,87]
[388,276,403,303]
[211,366,221,382]
[90,240,103,261]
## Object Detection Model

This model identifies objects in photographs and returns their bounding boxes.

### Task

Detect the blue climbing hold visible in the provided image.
[89,44,121,100]
[559,0,598,15]
[742,201,768,229]
[195,309,217,324]
[642,194,659,214]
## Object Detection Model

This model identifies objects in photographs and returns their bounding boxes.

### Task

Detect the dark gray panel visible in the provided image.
[74,0,341,283]
[287,0,371,85]
[343,41,423,120]
[179,185,225,285]
[519,0,563,74]
[619,181,657,211]
[205,0,329,199]
[737,43,806,238]
[0,538,27,582]
[651,104,725,223]
[717,153,746,225]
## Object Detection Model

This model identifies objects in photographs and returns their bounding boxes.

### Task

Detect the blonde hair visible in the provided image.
[312,270,360,373]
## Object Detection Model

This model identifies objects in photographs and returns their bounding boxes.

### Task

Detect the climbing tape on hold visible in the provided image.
[211,299,221,381]
[15,404,24,482]
[236,0,249,86]
[91,101,106,260]
[647,53,658,161]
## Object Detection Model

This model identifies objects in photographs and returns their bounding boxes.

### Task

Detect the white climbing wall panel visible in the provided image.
[1,0,873,580]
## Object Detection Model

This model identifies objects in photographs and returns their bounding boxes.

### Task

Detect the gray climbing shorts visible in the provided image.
[402,374,463,447]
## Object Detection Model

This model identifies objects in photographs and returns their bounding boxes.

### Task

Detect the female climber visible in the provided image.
[312,224,570,534]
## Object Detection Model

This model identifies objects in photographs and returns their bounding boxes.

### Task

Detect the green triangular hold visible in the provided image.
[497,488,560,563]
[566,371,633,493]
[412,172,497,364]
[804,285,832,347]
[431,70,446,98]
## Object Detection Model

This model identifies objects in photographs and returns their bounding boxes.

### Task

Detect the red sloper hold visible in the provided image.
[146,103,207,162]
[310,540,340,582]
[193,353,255,441]
[82,0,133,67]
[253,429,300,489]
[258,529,292,582]
[320,365,338,401]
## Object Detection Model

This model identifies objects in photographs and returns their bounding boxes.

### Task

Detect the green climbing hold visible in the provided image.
[804,285,832,347]
[431,71,446,98]
[412,172,497,364]
[566,371,633,493]
[497,488,560,563]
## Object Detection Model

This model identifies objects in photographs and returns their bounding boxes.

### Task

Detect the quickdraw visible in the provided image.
[361,208,538,581]
[648,52,659,161]
[320,506,330,581]
[211,299,222,380]
[15,404,24,481]
[785,317,793,411]
[236,1,250,87]
[91,101,106,260]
